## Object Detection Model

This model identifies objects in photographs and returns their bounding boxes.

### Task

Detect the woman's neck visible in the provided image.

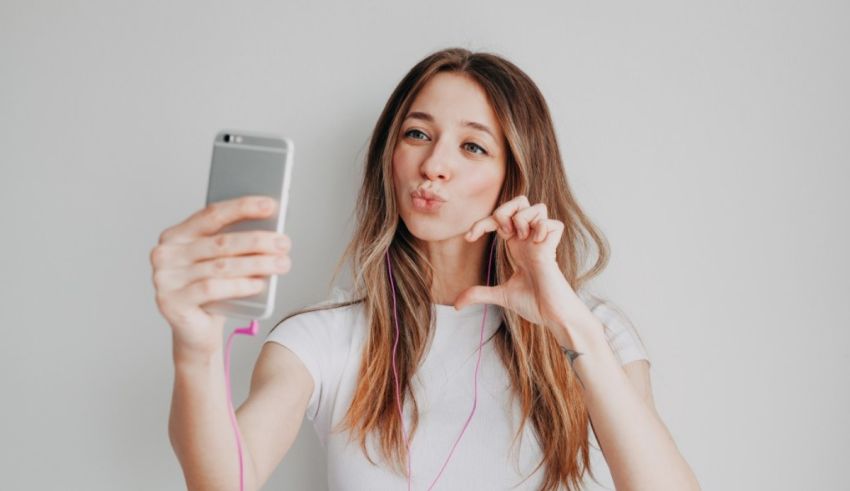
[425,235,489,305]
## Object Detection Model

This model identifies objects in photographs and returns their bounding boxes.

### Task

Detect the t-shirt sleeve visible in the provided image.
[588,299,651,367]
[263,312,325,421]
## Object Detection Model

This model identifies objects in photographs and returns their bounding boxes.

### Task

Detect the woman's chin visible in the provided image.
[402,220,457,242]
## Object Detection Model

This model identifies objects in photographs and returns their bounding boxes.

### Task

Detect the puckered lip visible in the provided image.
[411,189,446,202]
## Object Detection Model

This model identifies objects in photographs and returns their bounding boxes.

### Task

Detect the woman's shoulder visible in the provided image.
[267,287,365,340]
[576,286,651,365]
[576,287,629,320]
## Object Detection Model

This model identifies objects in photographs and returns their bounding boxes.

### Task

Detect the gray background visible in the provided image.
[2,1,848,490]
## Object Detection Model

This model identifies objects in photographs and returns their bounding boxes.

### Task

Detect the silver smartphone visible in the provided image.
[202,129,295,320]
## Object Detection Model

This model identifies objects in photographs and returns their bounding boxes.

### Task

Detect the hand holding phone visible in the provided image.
[150,196,292,356]
[149,130,295,357]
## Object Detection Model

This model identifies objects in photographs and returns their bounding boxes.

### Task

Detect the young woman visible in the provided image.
[155,48,701,490]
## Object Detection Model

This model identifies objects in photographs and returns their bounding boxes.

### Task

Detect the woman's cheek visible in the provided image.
[465,173,501,202]
[390,151,410,188]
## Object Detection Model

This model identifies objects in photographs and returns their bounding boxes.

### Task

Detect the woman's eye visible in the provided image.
[403,129,487,156]
[463,142,487,155]
[404,129,428,140]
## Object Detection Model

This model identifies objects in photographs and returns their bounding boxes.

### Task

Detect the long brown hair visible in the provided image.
[272,47,615,490]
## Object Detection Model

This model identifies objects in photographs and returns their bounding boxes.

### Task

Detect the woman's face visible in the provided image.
[392,71,507,242]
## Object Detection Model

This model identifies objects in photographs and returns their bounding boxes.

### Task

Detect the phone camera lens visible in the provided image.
[224,134,231,143]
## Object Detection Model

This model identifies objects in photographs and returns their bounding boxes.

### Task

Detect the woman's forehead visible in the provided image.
[407,72,503,139]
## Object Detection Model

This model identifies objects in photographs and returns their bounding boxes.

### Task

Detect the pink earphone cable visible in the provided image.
[386,235,497,490]
[224,319,260,491]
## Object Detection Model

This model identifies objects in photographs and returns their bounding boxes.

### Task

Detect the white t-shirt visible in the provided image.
[264,288,650,490]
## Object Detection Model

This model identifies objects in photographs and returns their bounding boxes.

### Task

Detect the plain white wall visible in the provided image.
[1,0,847,489]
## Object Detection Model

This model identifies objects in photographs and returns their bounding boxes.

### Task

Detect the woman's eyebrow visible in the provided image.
[404,111,496,141]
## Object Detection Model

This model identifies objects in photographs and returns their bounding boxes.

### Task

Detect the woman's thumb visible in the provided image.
[454,285,504,311]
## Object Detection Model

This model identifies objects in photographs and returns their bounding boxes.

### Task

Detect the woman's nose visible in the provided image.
[419,139,453,181]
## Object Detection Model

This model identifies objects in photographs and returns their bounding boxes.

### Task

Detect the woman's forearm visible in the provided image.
[169,345,259,491]
[555,303,701,491]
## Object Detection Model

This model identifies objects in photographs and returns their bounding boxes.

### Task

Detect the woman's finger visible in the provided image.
[465,216,504,241]
[535,218,565,244]
[159,196,277,245]
[491,195,530,235]
[533,216,548,242]
[511,203,547,240]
